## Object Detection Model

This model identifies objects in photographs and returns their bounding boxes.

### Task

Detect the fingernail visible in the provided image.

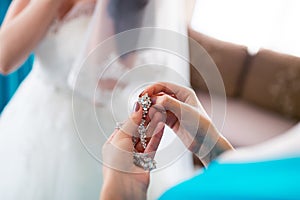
[133,102,140,112]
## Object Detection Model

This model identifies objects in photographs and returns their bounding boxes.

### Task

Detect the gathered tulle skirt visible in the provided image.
[0,70,103,200]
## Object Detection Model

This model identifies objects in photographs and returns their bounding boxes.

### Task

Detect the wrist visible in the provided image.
[196,120,234,167]
[100,170,148,200]
[201,135,233,167]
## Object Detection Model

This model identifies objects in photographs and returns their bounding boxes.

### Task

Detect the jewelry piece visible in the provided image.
[138,93,152,118]
[133,152,156,171]
[138,119,147,149]
[132,93,157,171]
[137,93,152,149]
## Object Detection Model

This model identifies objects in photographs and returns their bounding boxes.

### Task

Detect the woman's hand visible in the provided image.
[141,82,233,166]
[100,103,165,200]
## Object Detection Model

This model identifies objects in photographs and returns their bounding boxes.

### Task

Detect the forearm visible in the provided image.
[201,135,234,167]
[196,118,234,167]
[0,0,61,74]
[100,172,147,200]
[101,182,147,200]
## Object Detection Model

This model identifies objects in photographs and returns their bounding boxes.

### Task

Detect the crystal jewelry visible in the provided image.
[138,119,147,149]
[133,152,156,171]
[138,93,152,118]
[138,93,152,148]
[132,93,156,171]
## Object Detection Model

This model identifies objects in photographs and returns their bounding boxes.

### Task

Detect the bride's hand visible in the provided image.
[100,104,165,200]
[141,82,233,166]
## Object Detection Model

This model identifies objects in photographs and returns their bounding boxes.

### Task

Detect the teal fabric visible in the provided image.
[0,0,10,23]
[0,0,33,113]
[160,157,300,200]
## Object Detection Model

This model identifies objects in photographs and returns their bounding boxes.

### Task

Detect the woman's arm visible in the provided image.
[100,104,165,200]
[142,82,234,166]
[100,82,233,199]
[0,0,62,74]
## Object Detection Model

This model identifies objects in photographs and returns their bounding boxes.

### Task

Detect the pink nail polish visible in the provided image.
[133,102,140,112]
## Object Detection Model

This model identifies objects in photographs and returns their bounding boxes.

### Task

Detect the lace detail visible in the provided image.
[50,1,95,33]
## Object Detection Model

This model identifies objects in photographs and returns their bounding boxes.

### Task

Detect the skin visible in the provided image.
[0,0,136,95]
[100,82,234,200]
[141,82,234,166]
[100,103,165,200]
[0,0,93,74]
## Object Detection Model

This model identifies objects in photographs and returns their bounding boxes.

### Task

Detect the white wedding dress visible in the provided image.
[0,1,194,200]
[0,3,103,200]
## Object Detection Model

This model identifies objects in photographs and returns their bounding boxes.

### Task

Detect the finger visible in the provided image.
[165,110,179,131]
[154,95,201,137]
[146,108,166,138]
[112,106,143,143]
[106,129,118,144]
[149,101,179,132]
[150,94,189,119]
[155,95,182,119]
[141,82,177,97]
[154,95,214,152]
[140,82,193,102]
[133,110,165,152]
[144,123,165,154]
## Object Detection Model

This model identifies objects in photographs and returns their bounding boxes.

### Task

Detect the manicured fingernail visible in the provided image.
[133,102,140,112]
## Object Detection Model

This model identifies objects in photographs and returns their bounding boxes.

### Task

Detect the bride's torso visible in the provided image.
[32,1,95,90]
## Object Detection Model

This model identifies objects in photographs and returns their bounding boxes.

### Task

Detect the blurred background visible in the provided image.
[1,0,299,150]
[191,0,300,56]
[189,0,300,149]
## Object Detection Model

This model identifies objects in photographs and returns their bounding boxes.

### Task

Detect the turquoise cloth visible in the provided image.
[0,0,33,113]
[160,157,300,200]
[0,0,10,23]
